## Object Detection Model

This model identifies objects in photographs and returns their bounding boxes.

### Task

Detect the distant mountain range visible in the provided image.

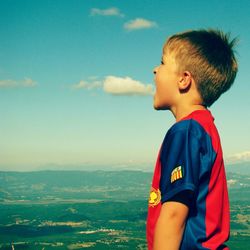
[0,161,249,175]
[35,161,250,176]
[226,161,250,175]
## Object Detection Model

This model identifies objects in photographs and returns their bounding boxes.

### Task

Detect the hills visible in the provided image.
[0,168,249,249]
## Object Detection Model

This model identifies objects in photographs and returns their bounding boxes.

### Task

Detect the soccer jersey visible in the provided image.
[146,110,230,250]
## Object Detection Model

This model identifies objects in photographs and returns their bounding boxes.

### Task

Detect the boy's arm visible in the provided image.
[153,201,189,250]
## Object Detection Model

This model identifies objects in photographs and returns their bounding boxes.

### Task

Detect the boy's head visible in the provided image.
[163,29,238,107]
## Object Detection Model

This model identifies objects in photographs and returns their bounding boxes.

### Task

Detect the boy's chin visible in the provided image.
[153,103,169,110]
[153,105,161,110]
[154,101,169,110]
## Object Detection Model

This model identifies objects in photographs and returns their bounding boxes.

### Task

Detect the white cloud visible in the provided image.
[124,18,157,31]
[225,151,250,164]
[90,7,124,17]
[72,76,154,96]
[103,76,154,96]
[22,77,37,87]
[72,80,102,90]
[0,79,16,88]
[0,78,37,88]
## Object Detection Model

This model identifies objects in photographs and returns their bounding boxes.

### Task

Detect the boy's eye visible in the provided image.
[161,60,164,65]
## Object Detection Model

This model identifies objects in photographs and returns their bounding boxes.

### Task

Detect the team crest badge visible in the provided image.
[171,166,183,183]
[148,187,161,207]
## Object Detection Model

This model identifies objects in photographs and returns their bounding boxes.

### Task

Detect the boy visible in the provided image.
[147,29,238,250]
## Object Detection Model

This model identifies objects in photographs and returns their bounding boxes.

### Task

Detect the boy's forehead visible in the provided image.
[162,52,177,66]
[161,49,180,71]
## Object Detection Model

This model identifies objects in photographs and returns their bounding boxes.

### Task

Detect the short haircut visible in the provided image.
[164,29,238,107]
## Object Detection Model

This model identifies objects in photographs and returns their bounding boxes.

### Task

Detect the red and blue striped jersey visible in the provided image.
[147,110,230,250]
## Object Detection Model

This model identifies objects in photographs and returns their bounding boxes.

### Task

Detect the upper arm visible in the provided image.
[159,201,189,226]
[153,201,189,250]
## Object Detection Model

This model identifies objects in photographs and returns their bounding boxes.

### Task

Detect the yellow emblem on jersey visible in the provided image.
[148,187,161,207]
[171,166,183,183]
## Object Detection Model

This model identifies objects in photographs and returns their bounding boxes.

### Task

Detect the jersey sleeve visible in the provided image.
[160,120,203,203]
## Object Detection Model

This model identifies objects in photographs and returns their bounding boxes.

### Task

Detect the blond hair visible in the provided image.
[164,29,238,107]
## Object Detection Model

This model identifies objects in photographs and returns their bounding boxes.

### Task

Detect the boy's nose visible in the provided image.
[153,66,158,74]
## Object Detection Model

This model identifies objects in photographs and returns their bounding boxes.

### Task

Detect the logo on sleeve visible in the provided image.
[171,166,183,183]
[148,187,161,207]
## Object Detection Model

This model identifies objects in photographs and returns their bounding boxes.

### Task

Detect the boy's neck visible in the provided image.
[171,104,207,122]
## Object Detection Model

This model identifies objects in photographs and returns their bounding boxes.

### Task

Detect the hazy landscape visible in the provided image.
[0,163,249,249]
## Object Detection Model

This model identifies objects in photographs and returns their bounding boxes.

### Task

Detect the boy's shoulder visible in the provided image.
[167,109,215,136]
[162,109,221,152]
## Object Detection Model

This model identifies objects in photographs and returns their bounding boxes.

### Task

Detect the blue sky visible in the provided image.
[1,0,250,171]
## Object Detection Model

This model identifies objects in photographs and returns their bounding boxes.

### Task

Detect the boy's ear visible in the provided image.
[178,71,192,91]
